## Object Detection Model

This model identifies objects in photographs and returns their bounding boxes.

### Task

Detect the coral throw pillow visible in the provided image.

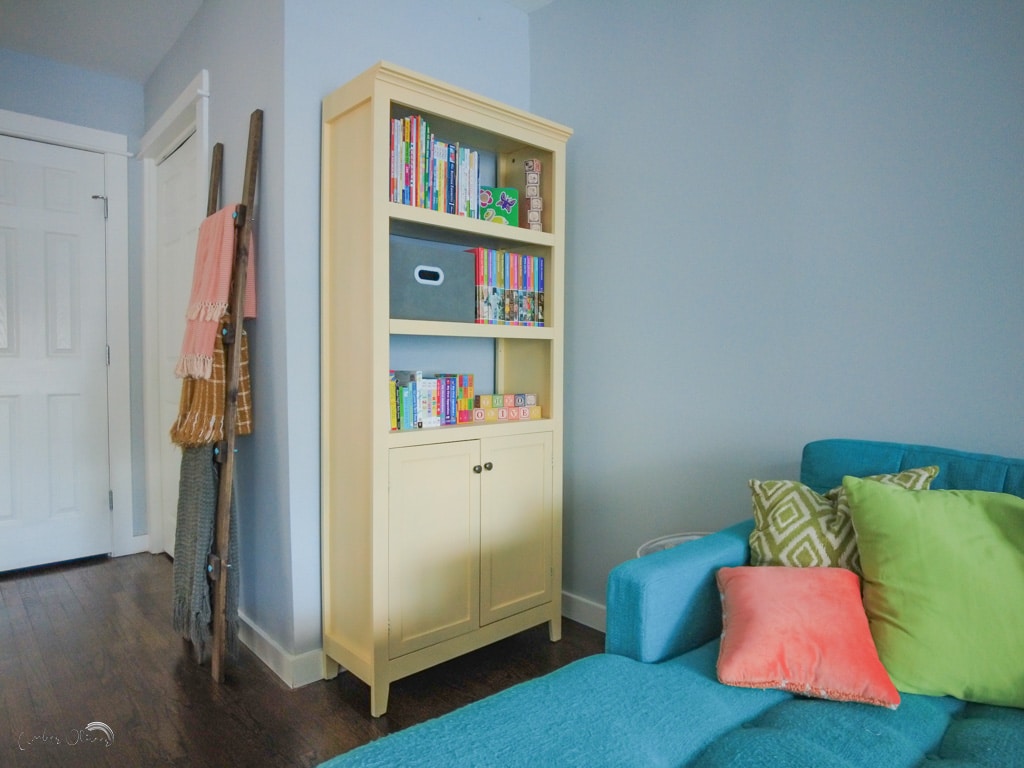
[716,565,900,709]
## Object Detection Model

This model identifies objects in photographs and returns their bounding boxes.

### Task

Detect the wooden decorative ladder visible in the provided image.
[203,109,263,682]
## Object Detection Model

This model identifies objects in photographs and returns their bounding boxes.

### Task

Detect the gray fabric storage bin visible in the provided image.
[390,236,475,323]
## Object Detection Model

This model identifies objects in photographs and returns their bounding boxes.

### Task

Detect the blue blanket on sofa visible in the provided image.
[318,439,1024,767]
[321,641,1023,767]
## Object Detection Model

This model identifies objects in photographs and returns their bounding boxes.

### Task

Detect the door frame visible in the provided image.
[139,70,210,555]
[0,108,136,556]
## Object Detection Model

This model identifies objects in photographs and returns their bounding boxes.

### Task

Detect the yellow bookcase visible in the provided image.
[320,61,571,716]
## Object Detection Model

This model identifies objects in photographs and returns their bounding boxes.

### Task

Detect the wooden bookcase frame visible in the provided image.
[321,61,571,716]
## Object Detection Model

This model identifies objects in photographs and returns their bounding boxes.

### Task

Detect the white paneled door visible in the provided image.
[154,131,199,556]
[0,134,112,571]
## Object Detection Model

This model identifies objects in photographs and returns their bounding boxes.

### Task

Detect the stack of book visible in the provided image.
[390,371,475,430]
[470,247,544,326]
[390,114,479,218]
[471,393,542,423]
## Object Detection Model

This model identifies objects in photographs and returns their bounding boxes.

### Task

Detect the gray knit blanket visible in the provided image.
[171,445,239,661]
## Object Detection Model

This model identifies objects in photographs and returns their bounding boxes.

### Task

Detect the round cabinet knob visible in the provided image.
[473,465,483,473]
[484,462,493,471]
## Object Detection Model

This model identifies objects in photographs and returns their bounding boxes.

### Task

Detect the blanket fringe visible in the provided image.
[186,300,230,322]
[175,354,214,380]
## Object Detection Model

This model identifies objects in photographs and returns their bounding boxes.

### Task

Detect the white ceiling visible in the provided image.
[0,0,553,84]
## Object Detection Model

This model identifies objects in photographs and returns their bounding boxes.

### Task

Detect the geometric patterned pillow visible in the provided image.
[748,466,938,573]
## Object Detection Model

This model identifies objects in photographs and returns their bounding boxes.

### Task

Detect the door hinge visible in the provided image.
[108,490,114,511]
[91,194,108,219]
[106,344,111,366]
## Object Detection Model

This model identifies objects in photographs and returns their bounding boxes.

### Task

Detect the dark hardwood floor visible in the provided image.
[1,553,605,767]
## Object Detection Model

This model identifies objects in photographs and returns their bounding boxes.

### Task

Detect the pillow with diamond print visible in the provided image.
[748,466,938,572]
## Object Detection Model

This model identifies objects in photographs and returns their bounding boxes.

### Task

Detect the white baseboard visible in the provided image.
[241,594,606,689]
[561,590,606,633]
[237,611,324,688]
[115,533,150,557]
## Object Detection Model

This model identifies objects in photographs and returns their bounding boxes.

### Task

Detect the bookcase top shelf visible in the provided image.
[323,60,572,144]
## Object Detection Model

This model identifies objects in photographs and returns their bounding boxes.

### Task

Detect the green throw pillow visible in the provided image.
[843,476,1024,709]
[748,466,938,572]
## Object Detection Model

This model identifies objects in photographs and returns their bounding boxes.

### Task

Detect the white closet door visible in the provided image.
[0,134,111,571]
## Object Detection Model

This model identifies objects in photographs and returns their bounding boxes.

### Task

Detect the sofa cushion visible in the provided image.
[748,466,937,572]
[716,566,899,708]
[800,439,1024,497]
[844,476,1024,709]
[688,694,969,768]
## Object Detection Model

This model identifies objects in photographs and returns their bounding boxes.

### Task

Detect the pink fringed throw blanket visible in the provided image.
[176,205,257,379]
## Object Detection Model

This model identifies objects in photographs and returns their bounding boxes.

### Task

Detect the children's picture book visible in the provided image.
[479,186,519,226]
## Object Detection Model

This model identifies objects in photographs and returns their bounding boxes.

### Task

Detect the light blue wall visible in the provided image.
[145,0,530,657]
[530,0,1024,605]
[0,47,149,536]
[145,0,293,650]
[281,0,530,653]
[0,48,143,135]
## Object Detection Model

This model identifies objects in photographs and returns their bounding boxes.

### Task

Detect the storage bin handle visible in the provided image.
[414,265,444,286]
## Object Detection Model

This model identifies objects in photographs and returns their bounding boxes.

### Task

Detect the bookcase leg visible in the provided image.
[370,682,391,718]
[323,655,340,680]
[548,615,562,642]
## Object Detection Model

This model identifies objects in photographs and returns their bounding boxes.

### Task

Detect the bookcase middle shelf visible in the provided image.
[389,319,556,339]
[389,202,555,249]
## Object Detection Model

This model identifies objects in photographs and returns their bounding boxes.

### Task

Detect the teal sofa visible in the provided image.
[319,439,1024,767]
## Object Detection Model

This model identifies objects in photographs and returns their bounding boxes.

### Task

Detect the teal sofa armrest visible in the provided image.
[605,520,753,663]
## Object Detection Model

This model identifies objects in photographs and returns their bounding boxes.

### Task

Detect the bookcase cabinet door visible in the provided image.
[479,432,554,625]
[388,441,481,658]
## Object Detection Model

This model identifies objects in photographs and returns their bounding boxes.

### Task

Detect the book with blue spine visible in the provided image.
[445,144,457,214]
[536,255,544,326]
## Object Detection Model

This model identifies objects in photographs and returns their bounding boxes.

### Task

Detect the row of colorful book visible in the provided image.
[470,247,545,326]
[390,371,475,430]
[389,370,542,430]
[390,114,480,218]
